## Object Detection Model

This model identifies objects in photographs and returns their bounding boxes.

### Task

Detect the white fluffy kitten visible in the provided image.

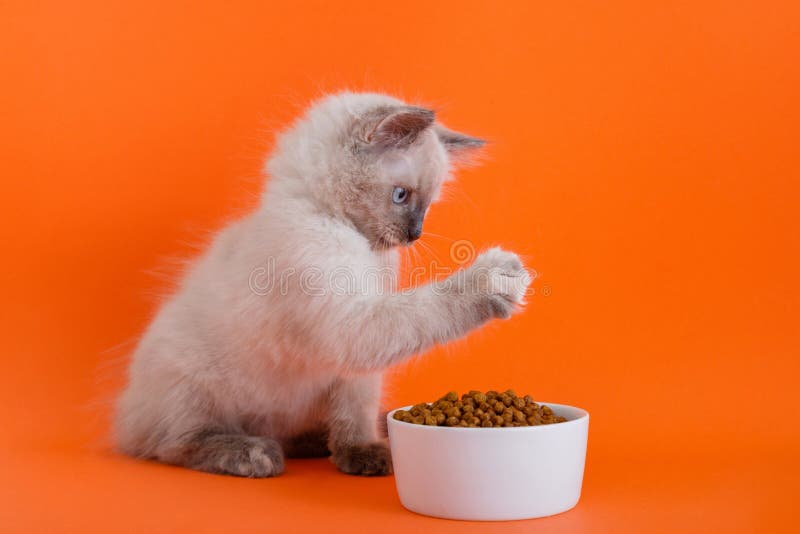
[115,92,531,477]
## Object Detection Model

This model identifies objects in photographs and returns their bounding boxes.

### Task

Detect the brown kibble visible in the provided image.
[395,392,565,428]
[444,407,461,418]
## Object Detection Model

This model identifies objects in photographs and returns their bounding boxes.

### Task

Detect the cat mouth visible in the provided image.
[376,235,400,249]
[377,231,411,249]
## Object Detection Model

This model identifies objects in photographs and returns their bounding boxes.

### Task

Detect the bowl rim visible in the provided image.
[387,401,589,432]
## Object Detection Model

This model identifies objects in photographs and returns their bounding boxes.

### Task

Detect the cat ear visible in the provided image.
[367,106,435,149]
[435,126,486,157]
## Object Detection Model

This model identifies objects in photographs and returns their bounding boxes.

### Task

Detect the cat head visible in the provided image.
[267,92,484,250]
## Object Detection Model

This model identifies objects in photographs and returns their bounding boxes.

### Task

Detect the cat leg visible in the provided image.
[116,366,285,478]
[321,248,530,373]
[160,429,285,478]
[326,374,392,476]
[283,428,331,458]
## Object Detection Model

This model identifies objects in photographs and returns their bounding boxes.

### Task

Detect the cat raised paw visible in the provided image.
[466,247,531,319]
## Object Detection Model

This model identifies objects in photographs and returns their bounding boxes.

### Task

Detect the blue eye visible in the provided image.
[392,186,410,205]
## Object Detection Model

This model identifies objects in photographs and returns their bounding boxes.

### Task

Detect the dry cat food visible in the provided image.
[392,390,567,428]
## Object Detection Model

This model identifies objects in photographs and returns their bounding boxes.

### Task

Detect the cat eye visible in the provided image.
[392,186,410,205]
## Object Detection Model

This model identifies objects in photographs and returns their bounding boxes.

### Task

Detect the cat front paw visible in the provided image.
[331,442,393,476]
[469,247,531,319]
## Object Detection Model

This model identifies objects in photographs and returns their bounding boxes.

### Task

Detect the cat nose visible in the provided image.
[407,219,423,242]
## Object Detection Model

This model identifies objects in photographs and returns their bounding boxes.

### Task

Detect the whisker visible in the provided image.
[409,241,421,266]
[416,238,442,264]
[421,231,456,242]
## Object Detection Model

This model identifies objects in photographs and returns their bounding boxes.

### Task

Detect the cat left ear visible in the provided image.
[435,126,486,156]
[367,106,435,149]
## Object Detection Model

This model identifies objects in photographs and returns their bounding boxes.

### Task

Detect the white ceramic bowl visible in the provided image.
[387,402,589,521]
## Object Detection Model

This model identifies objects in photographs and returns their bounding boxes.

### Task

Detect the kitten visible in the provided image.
[114,92,531,477]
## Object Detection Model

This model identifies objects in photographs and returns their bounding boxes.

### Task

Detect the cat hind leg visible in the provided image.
[164,430,285,478]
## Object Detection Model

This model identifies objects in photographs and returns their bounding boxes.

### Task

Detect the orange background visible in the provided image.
[1,1,798,532]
